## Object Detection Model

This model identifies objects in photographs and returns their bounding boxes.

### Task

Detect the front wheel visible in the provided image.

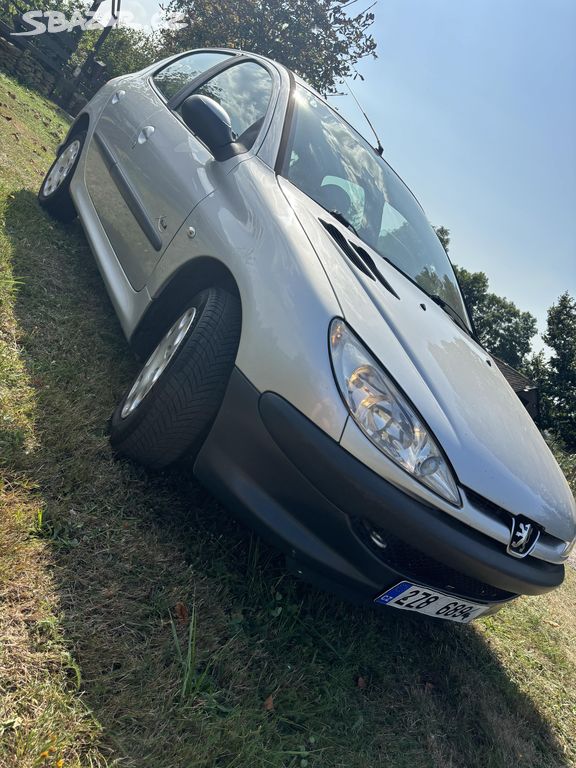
[109,287,241,469]
[38,131,85,222]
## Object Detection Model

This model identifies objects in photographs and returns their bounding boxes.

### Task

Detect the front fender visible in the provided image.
[147,157,348,442]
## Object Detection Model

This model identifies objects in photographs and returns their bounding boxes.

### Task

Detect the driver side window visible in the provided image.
[190,61,273,150]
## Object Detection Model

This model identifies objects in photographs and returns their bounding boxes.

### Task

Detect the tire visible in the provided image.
[110,287,241,469]
[38,131,85,222]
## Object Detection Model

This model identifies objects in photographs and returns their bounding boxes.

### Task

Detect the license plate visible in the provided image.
[374,581,490,623]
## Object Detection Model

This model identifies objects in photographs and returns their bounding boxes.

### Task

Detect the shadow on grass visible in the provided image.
[4,188,571,768]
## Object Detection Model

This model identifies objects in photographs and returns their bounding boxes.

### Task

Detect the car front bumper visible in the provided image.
[194,368,564,608]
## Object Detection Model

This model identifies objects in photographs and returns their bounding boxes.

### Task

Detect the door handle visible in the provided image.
[136,125,155,145]
[111,89,125,104]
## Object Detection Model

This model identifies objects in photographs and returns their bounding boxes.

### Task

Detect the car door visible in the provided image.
[85,51,234,290]
[119,59,276,290]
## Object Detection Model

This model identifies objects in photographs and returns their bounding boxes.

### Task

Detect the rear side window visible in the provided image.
[153,52,232,99]
[191,61,273,148]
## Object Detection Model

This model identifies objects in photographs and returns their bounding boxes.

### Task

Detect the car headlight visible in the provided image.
[329,319,460,505]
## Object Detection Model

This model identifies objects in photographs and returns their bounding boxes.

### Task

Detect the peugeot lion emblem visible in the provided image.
[507,515,541,558]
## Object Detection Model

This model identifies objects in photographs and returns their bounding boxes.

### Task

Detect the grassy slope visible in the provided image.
[0,70,574,768]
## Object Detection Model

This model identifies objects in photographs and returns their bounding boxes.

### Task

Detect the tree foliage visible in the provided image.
[526,293,576,448]
[456,267,537,369]
[158,0,377,93]
[41,0,162,79]
[434,225,450,253]
[523,350,554,427]
[434,226,538,367]
[40,0,376,102]
[82,26,160,78]
[434,228,537,369]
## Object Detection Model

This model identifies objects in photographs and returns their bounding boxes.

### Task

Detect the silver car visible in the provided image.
[38,47,575,623]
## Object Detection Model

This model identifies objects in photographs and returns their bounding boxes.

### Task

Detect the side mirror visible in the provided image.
[180,94,236,161]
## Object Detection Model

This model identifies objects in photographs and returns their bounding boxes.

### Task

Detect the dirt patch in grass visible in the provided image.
[0,71,575,768]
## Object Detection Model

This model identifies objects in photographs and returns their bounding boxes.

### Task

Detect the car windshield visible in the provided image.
[281,86,470,327]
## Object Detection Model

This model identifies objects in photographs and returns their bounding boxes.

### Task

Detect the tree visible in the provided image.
[80,26,161,78]
[539,293,576,448]
[454,265,537,368]
[523,350,553,428]
[39,0,162,81]
[434,225,450,253]
[451,264,488,319]
[464,284,538,369]
[158,0,377,93]
[433,227,537,368]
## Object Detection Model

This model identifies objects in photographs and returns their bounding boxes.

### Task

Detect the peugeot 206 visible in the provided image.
[38,48,576,623]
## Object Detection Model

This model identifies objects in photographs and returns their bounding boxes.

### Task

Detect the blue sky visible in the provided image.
[326,0,576,341]
[126,0,575,340]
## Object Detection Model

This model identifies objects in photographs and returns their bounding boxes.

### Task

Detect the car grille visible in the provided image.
[463,487,566,563]
[463,487,514,526]
[353,519,516,603]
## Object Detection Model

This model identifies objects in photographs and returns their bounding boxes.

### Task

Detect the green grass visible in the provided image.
[0,69,575,768]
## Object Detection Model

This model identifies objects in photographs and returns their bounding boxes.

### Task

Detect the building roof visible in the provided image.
[493,357,537,394]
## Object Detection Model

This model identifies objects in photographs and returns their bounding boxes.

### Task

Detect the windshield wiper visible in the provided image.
[325,208,359,236]
[427,293,475,338]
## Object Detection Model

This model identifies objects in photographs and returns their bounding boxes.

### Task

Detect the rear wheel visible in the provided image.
[38,131,85,222]
[109,287,241,469]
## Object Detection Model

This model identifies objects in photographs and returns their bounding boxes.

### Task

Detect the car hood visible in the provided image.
[278,178,576,543]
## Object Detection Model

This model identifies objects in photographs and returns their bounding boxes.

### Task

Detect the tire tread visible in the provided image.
[110,288,241,469]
